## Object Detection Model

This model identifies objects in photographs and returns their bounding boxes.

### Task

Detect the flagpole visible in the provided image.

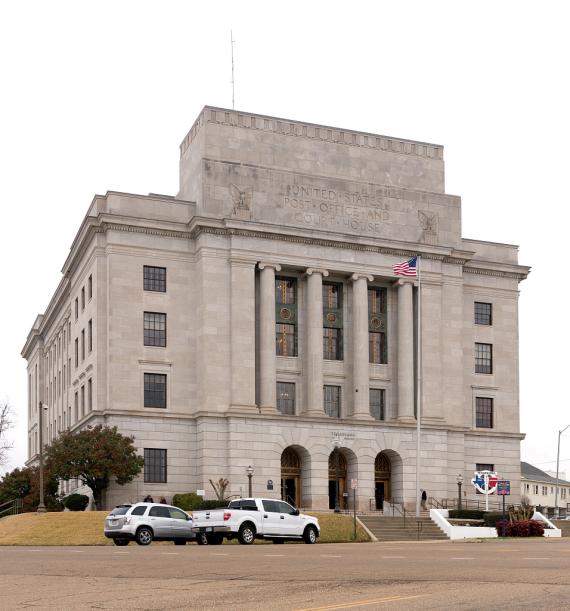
[415,255,422,518]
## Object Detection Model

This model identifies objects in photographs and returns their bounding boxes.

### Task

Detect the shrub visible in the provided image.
[483,512,505,528]
[172,493,229,512]
[496,519,544,537]
[448,510,484,520]
[62,493,90,512]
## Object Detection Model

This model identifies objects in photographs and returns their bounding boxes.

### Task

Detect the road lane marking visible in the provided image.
[70,550,84,553]
[113,551,129,554]
[160,552,179,555]
[320,555,342,558]
[295,594,426,611]
[209,553,229,556]
[264,554,285,557]
[450,557,474,560]
[381,556,406,559]
[523,557,551,560]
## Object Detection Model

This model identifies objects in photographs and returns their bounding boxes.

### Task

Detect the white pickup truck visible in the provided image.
[191,498,320,545]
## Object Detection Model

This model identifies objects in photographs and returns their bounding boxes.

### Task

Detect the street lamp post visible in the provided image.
[246,465,254,498]
[333,440,341,513]
[37,402,48,513]
[555,425,570,519]
[456,473,463,511]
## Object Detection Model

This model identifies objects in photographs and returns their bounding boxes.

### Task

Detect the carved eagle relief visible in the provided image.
[229,183,253,219]
[418,210,438,244]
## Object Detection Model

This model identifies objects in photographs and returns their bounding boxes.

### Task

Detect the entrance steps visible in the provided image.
[358,515,449,542]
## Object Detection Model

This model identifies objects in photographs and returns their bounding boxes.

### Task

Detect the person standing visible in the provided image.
[143,494,154,503]
[421,489,428,510]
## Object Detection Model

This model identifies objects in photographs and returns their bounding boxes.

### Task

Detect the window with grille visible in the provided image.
[143,266,166,292]
[474,302,492,325]
[276,382,295,415]
[475,343,493,374]
[476,397,493,428]
[370,388,385,420]
[144,312,167,347]
[324,385,341,418]
[323,283,343,360]
[275,277,297,356]
[144,448,167,483]
[144,373,167,408]
[368,287,388,364]
[476,463,494,472]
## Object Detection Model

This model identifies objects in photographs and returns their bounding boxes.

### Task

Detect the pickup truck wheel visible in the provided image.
[196,533,208,545]
[135,527,153,546]
[237,523,256,545]
[303,525,318,544]
[113,538,129,546]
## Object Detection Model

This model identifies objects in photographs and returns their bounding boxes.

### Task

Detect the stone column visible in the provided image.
[396,279,415,420]
[351,273,374,420]
[258,262,281,412]
[229,257,257,413]
[304,268,328,415]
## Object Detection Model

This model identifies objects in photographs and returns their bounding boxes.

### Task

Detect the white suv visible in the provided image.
[104,502,195,546]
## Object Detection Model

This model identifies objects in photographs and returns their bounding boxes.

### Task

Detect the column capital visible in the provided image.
[305,268,329,277]
[393,278,418,288]
[351,273,374,282]
[258,262,281,272]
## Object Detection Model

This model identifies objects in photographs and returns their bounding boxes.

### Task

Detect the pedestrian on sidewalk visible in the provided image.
[421,489,428,510]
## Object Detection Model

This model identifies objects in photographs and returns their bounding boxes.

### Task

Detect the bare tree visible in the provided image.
[209,478,230,501]
[0,402,15,467]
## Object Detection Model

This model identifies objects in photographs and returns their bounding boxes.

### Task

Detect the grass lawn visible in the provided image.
[0,511,370,546]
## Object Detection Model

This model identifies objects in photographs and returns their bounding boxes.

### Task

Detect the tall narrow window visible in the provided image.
[144,373,167,408]
[74,391,78,422]
[276,382,295,415]
[476,397,493,428]
[475,343,493,374]
[474,302,492,325]
[144,448,167,483]
[370,388,386,420]
[88,378,93,411]
[88,274,93,300]
[81,329,85,361]
[323,283,343,360]
[143,266,167,292]
[324,385,341,418]
[88,319,93,353]
[81,287,85,310]
[80,385,85,418]
[144,312,167,347]
[476,463,494,472]
[368,287,388,364]
[74,338,79,367]
[275,277,297,356]
[74,298,79,320]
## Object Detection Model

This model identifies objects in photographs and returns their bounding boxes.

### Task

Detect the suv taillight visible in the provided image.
[223,512,231,521]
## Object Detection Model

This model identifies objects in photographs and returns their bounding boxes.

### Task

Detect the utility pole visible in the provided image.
[555,424,570,518]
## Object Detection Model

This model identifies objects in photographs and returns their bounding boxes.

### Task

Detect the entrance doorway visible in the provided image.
[328,450,347,510]
[375,452,391,510]
[281,448,301,507]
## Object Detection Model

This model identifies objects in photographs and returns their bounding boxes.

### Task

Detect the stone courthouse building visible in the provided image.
[22,107,529,510]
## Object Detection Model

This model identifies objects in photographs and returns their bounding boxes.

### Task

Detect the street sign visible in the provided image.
[497,480,511,495]
[350,479,358,490]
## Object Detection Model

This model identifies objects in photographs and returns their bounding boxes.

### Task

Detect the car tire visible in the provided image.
[303,525,318,544]
[135,527,153,546]
[237,523,256,545]
[113,538,129,546]
[196,532,208,545]
[174,539,187,545]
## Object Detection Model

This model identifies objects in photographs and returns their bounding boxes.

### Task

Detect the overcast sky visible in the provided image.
[1,1,568,477]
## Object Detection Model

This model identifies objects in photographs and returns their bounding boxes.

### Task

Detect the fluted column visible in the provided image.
[352,273,374,419]
[396,279,415,420]
[304,268,328,415]
[258,262,281,412]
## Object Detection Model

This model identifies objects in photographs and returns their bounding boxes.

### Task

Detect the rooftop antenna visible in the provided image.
[230,30,235,110]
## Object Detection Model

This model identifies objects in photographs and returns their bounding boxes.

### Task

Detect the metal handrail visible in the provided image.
[0,497,23,518]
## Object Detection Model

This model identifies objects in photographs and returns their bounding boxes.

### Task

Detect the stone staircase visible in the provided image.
[359,514,449,541]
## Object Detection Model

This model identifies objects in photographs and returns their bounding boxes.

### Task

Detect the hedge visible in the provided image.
[172,493,227,512]
[448,510,485,520]
[62,493,90,512]
[496,519,545,537]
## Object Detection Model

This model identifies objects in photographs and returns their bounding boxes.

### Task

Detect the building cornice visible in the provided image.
[180,106,445,161]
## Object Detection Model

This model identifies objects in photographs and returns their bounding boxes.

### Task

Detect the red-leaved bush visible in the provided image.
[496,519,545,537]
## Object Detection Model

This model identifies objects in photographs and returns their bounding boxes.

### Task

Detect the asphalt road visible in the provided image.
[1,539,570,610]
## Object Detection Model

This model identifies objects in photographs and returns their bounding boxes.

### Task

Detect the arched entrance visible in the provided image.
[375,452,391,510]
[328,450,348,510]
[281,448,302,507]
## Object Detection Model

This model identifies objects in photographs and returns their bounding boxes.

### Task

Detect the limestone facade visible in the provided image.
[22,107,530,510]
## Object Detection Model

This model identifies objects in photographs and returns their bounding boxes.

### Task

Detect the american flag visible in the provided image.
[392,256,418,277]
